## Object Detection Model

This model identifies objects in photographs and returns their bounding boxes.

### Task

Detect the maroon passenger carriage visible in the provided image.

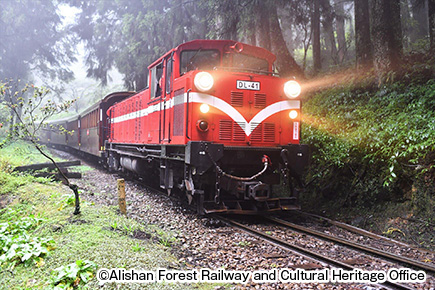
[105,40,309,214]
[43,92,135,158]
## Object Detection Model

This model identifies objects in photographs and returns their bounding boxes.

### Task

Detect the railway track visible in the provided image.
[50,149,433,289]
[217,215,430,290]
[265,216,435,274]
[296,211,435,256]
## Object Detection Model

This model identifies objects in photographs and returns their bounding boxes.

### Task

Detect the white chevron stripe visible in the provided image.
[111,92,300,136]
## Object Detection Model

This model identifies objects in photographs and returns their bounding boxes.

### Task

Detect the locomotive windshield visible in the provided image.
[180,49,220,75]
[231,54,269,72]
[179,48,271,75]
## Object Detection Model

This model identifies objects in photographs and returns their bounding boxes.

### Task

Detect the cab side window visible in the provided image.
[150,62,164,99]
[165,57,173,94]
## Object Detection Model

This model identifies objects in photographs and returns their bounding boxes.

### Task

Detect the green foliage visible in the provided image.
[132,243,145,252]
[110,221,118,231]
[0,147,183,289]
[51,260,97,290]
[1,80,81,215]
[153,227,177,248]
[302,78,435,208]
[0,215,55,267]
[1,80,75,145]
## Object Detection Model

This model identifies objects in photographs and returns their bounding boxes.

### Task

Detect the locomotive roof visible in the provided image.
[148,39,276,69]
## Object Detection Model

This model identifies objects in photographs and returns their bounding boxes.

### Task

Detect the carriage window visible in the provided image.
[232,54,269,72]
[166,57,173,94]
[150,62,164,99]
[180,50,220,75]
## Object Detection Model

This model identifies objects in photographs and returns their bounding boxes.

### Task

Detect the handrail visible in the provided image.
[186,89,191,140]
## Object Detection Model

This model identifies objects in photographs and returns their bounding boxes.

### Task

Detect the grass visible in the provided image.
[0,182,193,289]
[0,141,62,167]
[0,141,216,290]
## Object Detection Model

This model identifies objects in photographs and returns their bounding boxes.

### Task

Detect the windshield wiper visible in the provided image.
[185,48,202,72]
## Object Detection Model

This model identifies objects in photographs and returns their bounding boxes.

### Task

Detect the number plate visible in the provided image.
[236,80,260,91]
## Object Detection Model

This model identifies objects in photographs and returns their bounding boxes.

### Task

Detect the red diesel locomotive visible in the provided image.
[45,40,309,214]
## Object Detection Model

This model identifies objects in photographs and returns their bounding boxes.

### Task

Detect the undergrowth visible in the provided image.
[301,71,435,247]
[0,142,203,290]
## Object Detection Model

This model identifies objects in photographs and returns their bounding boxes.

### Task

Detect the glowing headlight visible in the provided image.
[200,103,210,114]
[194,72,214,92]
[289,110,298,119]
[284,80,301,98]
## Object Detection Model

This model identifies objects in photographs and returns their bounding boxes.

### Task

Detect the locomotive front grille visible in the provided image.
[231,91,244,107]
[251,123,262,142]
[233,122,245,141]
[219,120,232,140]
[219,120,275,142]
[263,123,275,142]
[254,93,266,108]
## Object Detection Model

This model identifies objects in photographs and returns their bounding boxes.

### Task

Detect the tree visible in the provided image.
[72,0,212,91]
[430,0,435,51]
[334,0,347,64]
[370,0,403,78]
[0,80,80,215]
[291,0,313,71]
[256,1,272,51]
[320,0,338,66]
[312,0,322,74]
[355,0,372,70]
[0,0,75,132]
[0,0,75,82]
[269,2,305,79]
[410,0,429,43]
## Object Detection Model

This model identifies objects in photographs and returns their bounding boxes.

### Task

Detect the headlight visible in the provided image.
[194,72,214,92]
[284,80,301,98]
[289,110,298,119]
[199,103,210,114]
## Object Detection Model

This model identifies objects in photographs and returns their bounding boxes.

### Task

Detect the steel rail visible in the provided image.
[265,216,435,275]
[296,211,435,256]
[217,215,415,290]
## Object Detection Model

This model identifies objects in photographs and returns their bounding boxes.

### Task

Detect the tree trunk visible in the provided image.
[430,0,435,51]
[355,0,373,70]
[321,0,338,65]
[410,0,429,43]
[269,4,305,79]
[371,0,403,78]
[256,1,271,51]
[335,0,347,63]
[312,0,322,74]
[248,14,257,46]
[401,0,412,50]
[219,2,239,40]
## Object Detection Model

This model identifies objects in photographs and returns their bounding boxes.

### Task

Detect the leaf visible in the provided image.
[383,227,405,236]
[21,252,33,261]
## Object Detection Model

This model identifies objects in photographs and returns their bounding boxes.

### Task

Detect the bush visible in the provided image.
[51,260,97,289]
[0,215,55,267]
[302,78,435,209]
